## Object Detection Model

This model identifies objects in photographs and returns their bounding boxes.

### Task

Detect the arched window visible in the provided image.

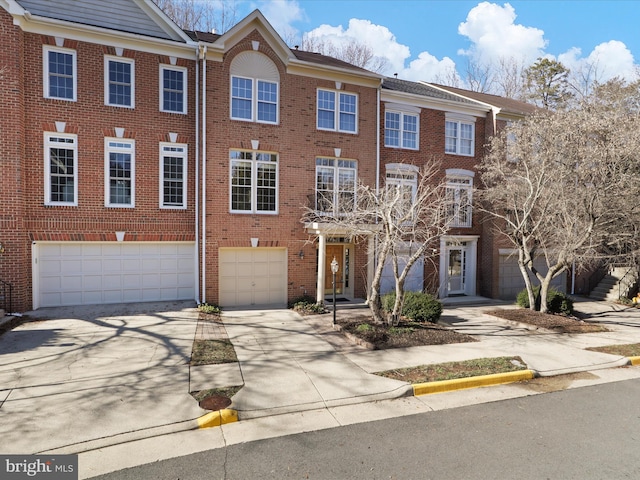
[230,51,279,124]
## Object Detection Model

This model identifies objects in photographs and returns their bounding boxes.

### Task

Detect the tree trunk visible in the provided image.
[518,249,537,310]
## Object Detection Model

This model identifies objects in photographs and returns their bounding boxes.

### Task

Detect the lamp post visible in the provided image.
[330,256,339,325]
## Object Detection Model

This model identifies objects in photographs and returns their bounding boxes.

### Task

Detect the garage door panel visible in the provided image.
[37,242,195,308]
[218,248,287,308]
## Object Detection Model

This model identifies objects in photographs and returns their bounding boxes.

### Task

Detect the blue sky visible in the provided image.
[240,1,639,86]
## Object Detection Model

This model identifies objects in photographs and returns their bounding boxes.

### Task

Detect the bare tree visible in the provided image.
[493,56,526,99]
[302,163,451,325]
[154,0,238,33]
[301,35,390,74]
[479,80,640,312]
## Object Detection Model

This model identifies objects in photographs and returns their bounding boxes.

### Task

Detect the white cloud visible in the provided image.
[457,2,546,64]
[255,0,305,42]
[559,41,637,83]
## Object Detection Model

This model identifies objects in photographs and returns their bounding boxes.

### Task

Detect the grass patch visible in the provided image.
[586,343,640,357]
[190,339,237,365]
[375,356,527,383]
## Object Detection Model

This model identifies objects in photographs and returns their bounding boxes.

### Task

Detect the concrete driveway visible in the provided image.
[0,301,206,455]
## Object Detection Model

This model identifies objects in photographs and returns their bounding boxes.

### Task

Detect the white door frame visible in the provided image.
[439,235,479,298]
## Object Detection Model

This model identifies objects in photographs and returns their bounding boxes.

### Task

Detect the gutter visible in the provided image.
[194,45,201,304]
[200,45,208,303]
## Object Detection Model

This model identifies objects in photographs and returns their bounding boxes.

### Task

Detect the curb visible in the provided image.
[413,369,536,396]
[196,408,238,428]
[628,356,640,366]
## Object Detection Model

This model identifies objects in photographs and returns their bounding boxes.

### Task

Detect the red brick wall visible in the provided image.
[7,26,197,310]
[0,9,28,312]
[380,106,486,296]
[201,30,379,304]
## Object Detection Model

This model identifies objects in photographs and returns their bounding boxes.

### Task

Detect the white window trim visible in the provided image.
[316,89,358,134]
[159,142,188,209]
[445,113,476,156]
[159,65,187,114]
[44,132,78,206]
[446,168,474,228]
[385,163,419,200]
[315,157,358,216]
[229,149,279,214]
[230,75,279,124]
[104,55,135,108]
[384,110,420,150]
[104,138,135,208]
[43,45,77,101]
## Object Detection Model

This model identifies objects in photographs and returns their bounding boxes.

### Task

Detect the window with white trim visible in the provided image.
[160,65,187,114]
[160,143,187,209]
[445,115,475,156]
[317,89,357,133]
[105,139,135,207]
[229,51,279,124]
[315,157,357,215]
[446,169,474,227]
[230,149,278,213]
[231,76,279,123]
[385,111,418,149]
[385,164,418,201]
[105,56,135,108]
[44,133,77,206]
[43,46,77,101]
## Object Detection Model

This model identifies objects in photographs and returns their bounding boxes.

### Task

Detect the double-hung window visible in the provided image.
[105,56,135,108]
[44,133,77,206]
[385,164,418,223]
[317,89,357,133]
[43,46,76,101]
[446,169,474,227]
[445,114,475,156]
[230,149,278,214]
[160,143,187,209]
[385,110,419,149]
[230,76,278,123]
[315,158,357,215]
[160,65,187,114]
[105,139,135,207]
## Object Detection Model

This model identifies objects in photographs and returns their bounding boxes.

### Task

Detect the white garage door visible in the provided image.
[499,253,566,300]
[219,248,287,308]
[35,242,195,308]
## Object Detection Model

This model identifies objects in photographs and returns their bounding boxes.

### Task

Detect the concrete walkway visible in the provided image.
[3,297,640,477]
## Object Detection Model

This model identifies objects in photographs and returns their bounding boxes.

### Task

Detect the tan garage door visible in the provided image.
[35,242,195,308]
[219,248,287,308]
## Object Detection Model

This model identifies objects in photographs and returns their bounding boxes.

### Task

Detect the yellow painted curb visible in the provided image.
[413,369,535,396]
[197,409,238,429]
[628,356,640,366]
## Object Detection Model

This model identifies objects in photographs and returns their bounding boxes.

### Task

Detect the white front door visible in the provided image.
[447,247,466,294]
[439,236,479,298]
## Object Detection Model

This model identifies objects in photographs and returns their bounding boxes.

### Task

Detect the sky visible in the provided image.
[237,0,640,87]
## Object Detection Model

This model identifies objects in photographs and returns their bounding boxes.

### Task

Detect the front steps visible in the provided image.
[590,267,638,301]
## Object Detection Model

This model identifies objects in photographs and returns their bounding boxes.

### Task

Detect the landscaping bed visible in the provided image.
[335,314,477,349]
[485,308,608,333]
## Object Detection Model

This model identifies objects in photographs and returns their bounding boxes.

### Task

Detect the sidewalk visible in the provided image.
[3,298,640,478]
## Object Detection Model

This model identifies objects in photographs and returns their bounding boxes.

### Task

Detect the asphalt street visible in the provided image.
[91,376,640,480]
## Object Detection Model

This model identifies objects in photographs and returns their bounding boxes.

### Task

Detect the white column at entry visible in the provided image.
[316,234,327,303]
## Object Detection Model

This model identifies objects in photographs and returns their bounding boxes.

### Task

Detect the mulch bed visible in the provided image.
[335,314,477,350]
[485,309,608,333]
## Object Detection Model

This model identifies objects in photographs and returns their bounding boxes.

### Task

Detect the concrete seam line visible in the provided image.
[413,369,535,396]
[197,409,238,429]
[628,356,640,366]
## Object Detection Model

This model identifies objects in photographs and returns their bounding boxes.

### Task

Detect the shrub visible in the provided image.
[516,286,574,315]
[198,302,221,315]
[289,295,327,314]
[381,291,443,323]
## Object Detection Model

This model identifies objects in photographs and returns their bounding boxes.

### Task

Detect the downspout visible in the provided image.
[200,45,208,303]
[194,45,201,304]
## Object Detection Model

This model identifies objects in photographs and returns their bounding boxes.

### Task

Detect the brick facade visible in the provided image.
[1,2,536,312]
